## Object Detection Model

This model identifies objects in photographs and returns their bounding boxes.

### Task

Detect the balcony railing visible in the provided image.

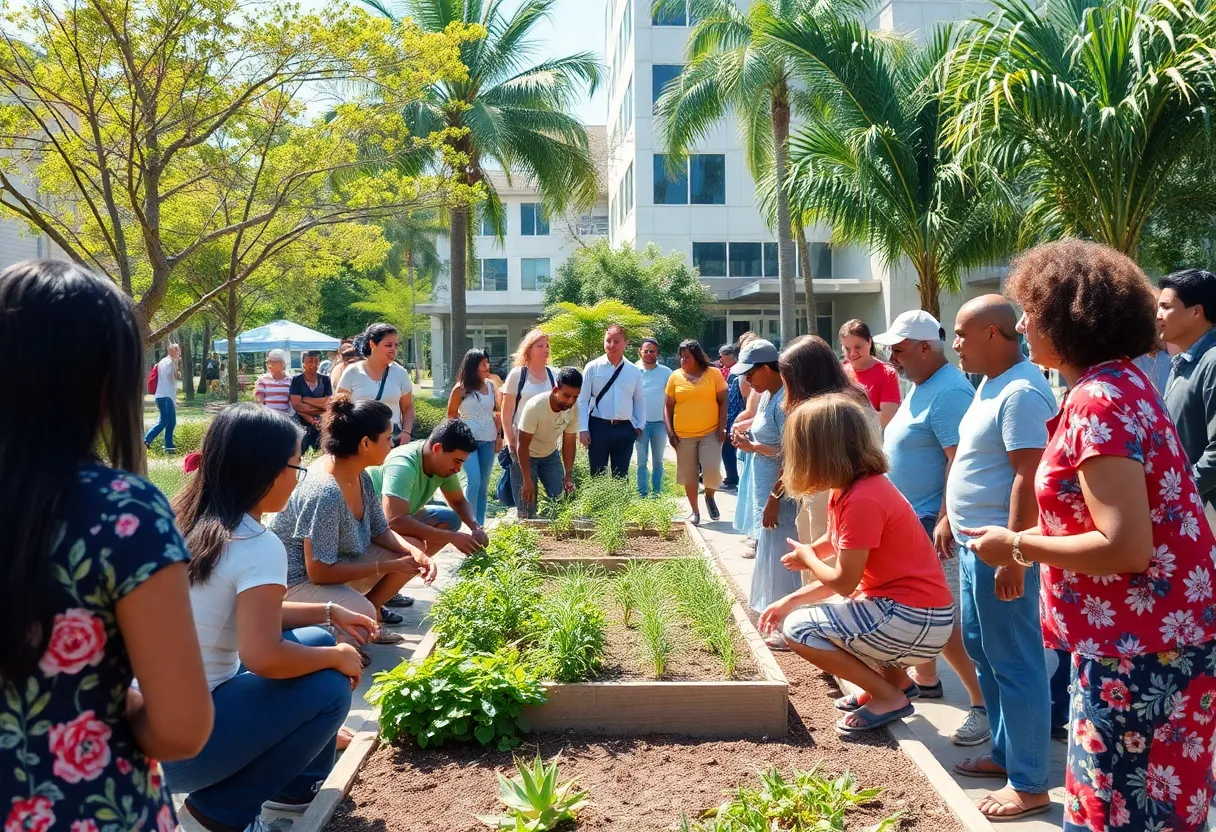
[577,215,610,235]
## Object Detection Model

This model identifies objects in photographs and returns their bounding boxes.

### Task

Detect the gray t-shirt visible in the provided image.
[269,470,388,586]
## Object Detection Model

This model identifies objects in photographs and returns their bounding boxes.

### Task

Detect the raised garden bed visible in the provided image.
[524,520,696,570]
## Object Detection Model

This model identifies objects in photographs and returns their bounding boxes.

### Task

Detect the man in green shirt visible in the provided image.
[369,419,489,555]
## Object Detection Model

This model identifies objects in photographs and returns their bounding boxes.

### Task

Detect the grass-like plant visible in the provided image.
[477,753,590,831]
[532,565,608,682]
[664,557,739,677]
[612,560,648,628]
[626,493,680,538]
[633,567,673,678]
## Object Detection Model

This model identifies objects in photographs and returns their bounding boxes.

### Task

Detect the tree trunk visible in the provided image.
[771,94,796,347]
[449,203,468,393]
[201,318,212,395]
[917,265,942,321]
[226,284,240,404]
[795,224,816,337]
[407,248,421,383]
[181,324,195,401]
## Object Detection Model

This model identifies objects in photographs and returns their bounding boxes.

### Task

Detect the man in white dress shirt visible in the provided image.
[578,324,646,477]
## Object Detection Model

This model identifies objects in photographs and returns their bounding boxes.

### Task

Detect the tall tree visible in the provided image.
[758,17,1017,318]
[0,0,475,342]
[655,0,864,345]
[945,0,1216,260]
[384,210,445,379]
[362,0,603,383]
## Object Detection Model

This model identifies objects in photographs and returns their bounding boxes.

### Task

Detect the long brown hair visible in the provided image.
[784,395,888,497]
[838,318,878,357]
[779,335,871,411]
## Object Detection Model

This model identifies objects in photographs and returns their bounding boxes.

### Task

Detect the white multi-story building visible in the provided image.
[426,0,998,383]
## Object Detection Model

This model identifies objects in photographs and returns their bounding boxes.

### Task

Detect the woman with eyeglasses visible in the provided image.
[166,404,377,830]
[270,395,435,655]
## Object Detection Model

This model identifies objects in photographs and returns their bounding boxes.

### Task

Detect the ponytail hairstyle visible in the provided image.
[360,323,397,357]
[0,260,145,681]
[172,404,301,585]
[322,394,393,457]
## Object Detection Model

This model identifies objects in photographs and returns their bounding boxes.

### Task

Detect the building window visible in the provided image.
[653,154,689,205]
[614,77,634,141]
[521,258,551,291]
[652,0,687,25]
[690,154,725,204]
[653,64,682,108]
[472,258,508,291]
[692,242,727,277]
[809,242,833,278]
[479,211,504,236]
[620,163,635,217]
[763,242,778,277]
[521,203,549,236]
[729,242,762,278]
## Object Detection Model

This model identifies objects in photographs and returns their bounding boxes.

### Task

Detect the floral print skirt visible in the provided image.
[1064,642,1216,831]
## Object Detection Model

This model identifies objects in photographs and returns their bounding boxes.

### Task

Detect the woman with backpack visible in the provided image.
[498,329,557,507]
[446,349,502,525]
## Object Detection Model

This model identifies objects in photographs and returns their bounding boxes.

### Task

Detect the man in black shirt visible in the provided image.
[290,350,333,452]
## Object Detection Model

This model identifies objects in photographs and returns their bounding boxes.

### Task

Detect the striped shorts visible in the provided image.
[782,597,954,669]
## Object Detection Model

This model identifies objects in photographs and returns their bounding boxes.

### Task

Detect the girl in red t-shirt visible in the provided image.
[839,319,902,428]
[758,393,954,734]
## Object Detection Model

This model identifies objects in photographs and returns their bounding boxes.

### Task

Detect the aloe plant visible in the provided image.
[477,754,590,831]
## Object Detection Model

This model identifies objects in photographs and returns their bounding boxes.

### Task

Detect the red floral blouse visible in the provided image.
[1036,359,1216,658]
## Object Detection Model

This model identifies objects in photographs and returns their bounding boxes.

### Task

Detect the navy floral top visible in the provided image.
[1,464,187,832]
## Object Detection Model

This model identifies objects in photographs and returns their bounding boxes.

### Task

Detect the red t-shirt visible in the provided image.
[828,474,954,608]
[1037,359,1216,658]
[844,360,901,412]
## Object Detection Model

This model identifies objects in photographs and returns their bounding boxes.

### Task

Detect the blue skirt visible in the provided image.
[733,451,756,536]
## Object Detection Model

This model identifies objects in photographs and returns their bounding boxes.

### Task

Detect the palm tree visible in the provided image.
[758,15,1018,318]
[654,0,864,344]
[944,0,1216,259]
[362,0,602,384]
[384,210,444,380]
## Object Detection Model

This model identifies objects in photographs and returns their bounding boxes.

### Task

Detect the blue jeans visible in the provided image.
[635,420,666,496]
[511,450,565,518]
[1050,648,1071,729]
[588,417,636,477]
[162,627,350,828]
[415,505,461,531]
[144,396,177,451]
[461,440,496,525]
[959,548,1052,792]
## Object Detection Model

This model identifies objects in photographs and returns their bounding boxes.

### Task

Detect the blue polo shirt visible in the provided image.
[884,362,975,518]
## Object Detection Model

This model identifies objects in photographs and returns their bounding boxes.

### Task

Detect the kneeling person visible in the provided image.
[758,394,954,735]
[514,367,582,518]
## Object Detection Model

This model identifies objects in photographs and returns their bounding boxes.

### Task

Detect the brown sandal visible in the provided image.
[977,789,1052,822]
[953,756,1008,779]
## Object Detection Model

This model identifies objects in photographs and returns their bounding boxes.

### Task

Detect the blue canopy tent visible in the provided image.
[213,320,341,370]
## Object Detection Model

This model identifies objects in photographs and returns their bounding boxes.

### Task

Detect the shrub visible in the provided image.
[412,396,449,440]
[145,418,208,455]
[145,458,189,500]
[430,564,545,653]
[461,522,542,575]
[368,647,545,750]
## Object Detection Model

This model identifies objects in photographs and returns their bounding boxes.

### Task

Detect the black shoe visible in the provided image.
[1051,725,1069,742]
[380,607,404,625]
[706,496,720,521]
[720,483,738,493]
[183,800,243,832]
[689,512,701,525]
[384,594,414,608]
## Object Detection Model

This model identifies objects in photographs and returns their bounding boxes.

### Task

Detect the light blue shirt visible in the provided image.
[1133,351,1172,395]
[946,359,1058,542]
[884,362,975,518]
[577,354,646,431]
[637,360,673,423]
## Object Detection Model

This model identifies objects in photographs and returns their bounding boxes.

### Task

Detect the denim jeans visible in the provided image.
[161,627,350,828]
[461,440,496,526]
[588,417,636,477]
[415,505,461,531]
[721,436,739,488]
[144,396,177,451]
[1049,648,1071,729]
[635,420,666,496]
[511,450,565,518]
[959,548,1052,792]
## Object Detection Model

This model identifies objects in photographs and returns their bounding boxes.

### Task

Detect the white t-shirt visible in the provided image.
[189,515,288,690]
[503,366,556,430]
[457,382,498,442]
[338,361,413,426]
[154,356,176,399]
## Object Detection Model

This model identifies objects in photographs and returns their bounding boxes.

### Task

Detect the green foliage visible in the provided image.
[543,241,715,355]
[145,419,209,455]
[664,558,738,677]
[538,493,578,538]
[368,647,546,750]
[626,494,680,539]
[461,522,543,575]
[540,300,657,366]
[429,564,545,653]
[612,561,650,629]
[145,459,189,501]
[680,766,896,832]
[412,397,450,439]
[634,567,674,678]
[351,271,432,337]
[533,566,608,683]
[317,268,382,338]
[476,754,590,831]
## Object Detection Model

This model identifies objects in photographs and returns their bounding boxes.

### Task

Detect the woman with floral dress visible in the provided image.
[0,261,212,830]
[965,240,1216,831]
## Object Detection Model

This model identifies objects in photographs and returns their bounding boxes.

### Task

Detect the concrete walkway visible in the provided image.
[693,489,1068,832]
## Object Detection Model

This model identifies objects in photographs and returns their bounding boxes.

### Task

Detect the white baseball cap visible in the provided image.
[872,310,944,346]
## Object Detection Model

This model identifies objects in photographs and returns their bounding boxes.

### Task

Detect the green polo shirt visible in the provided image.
[367,440,461,511]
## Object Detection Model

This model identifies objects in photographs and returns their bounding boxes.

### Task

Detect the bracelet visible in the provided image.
[325,601,333,631]
[1011,532,1034,567]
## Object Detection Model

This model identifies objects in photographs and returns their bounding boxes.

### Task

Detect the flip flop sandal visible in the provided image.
[953,757,1009,779]
[835,684,920,712]
[835,703,914,734]
[908,679,944,699]
[979,794,1052,822]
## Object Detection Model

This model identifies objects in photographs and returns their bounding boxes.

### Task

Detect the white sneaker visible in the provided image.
[951,706,991,746]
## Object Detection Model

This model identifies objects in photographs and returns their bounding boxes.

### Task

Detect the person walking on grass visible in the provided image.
[966,240,1216,832]
[515,368,582,518]
[946,296,1058,821]
[167,404,379,831]
[578,324,645,478]
[446,349,502,526]
[665,339,727,525]
[758,394,954,735]
[145,342,180,453]
[290,350,333,454]
[0,261,212,832]
[635,338,672,497]
[840,319,901,429]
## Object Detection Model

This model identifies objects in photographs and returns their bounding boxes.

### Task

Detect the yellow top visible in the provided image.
[665,368,726,438]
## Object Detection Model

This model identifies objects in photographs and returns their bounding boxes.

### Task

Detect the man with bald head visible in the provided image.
[944,294,1057,820]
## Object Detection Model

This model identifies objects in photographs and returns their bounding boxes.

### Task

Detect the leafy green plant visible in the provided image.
[539,492,579,538]
[627,494,680,538]
[463,522,543,574]
[591,511,628,556]
[679,766,899,832]
[613,560,648,628]
[634,568,673,678]
[368,648,546,750]
[665,557,739,677]
[477,753,590,831]
[533,565,607,683]
[430,564,544,653]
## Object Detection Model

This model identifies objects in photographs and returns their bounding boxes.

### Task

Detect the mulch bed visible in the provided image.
[537,532,693,560]
[328,651,964,832]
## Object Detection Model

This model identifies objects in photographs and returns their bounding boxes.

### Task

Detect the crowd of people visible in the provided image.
[6,242,1216,832]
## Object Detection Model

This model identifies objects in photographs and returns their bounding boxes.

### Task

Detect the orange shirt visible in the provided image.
[665,368,726,437]
[829,474,953,608]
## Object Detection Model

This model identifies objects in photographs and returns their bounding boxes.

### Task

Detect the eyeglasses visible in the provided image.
[287,464,308,483]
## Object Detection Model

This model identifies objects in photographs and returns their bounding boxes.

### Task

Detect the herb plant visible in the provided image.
[613,560,648,627]
[665,557,739,677]
[368,648,546,750]
[533,565,607,682]
[477,754,590,831]
[633,567,673,677]
[430,564,544,653]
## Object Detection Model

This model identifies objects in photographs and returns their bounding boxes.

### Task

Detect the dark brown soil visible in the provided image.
[592,602,761,682]
[328,653,965,832]
[538,533,693,559]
